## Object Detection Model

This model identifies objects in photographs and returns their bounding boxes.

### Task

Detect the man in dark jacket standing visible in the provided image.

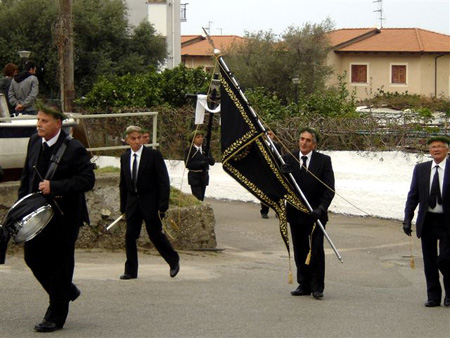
[283,127,335,300]
[18,102,95,332]
[119,126,179,280]
[403,136,450,307]
[8,60,39,116]
[184,130,215,201]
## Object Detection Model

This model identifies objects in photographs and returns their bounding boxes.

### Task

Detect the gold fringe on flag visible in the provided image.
[288,252,293,284]
[305,251,312,265]
[305,223,316,266]
[409,235,415,269]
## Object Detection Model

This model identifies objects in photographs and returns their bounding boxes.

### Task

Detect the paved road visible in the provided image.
[1,199,449,338]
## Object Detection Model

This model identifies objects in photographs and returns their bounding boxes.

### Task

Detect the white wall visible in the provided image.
[94,151,430,221]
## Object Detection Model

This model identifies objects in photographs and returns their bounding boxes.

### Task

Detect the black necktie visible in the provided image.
[34,142,51,190]
[132,154,138,192]
[429,165,442,208]
[301,156,308,171]
[39,142,51,174]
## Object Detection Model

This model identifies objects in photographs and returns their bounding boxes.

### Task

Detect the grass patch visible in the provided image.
[95,166,120,174]
[170,187,201,207]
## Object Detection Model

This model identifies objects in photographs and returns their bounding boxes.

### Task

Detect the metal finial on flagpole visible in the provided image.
[214,49,221,56]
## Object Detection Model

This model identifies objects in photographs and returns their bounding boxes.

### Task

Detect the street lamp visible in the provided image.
[18,50,31,59]
[292,77,299,105]
[18,50,31,70]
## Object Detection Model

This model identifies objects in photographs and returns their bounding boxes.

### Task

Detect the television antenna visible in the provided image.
[373,0,386,28]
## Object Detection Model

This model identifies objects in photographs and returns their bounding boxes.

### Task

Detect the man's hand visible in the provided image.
[281,163,292,174]
[310,207,323,221]
[403,222,412,236]
[38,180,51,195]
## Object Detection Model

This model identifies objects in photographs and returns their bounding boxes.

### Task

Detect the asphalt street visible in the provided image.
[1,199,449,338]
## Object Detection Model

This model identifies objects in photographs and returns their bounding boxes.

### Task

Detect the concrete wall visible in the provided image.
[0,173,217,251]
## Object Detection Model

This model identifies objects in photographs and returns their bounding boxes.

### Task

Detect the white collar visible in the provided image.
[131,145,143,157]
[432,159,446,171]
[42,129,61,147]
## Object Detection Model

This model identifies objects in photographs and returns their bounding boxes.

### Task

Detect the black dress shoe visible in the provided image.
[120,274,137,280]
[425,300,440,307]
[71,285,81,301]
[291,286,311,296]
[313,291,324,299]
[444,297,450,307]
[34,320,62,332]
[170,262,180,278]
[261,213,269,219]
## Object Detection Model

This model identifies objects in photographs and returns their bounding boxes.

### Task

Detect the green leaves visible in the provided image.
[78,65,210,109]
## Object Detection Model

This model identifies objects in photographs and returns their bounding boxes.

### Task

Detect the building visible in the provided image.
[126,0,182,69]
[181,35,245,72]
[326,28,450,100]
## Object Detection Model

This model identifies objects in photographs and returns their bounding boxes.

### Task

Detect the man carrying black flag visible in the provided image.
[283,127,335,299]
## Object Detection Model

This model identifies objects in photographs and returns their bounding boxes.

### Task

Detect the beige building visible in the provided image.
[326,28,450,100]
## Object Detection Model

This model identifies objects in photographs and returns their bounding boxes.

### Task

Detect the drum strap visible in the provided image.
[44,135,73,180]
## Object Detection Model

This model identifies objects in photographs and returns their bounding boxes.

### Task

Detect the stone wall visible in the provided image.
[0,173,217,251]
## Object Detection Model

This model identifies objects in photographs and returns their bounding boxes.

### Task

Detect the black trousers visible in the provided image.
[24,216,79,327]
[289,215,325,293]
[421,212,450,302]
[190,184,206,201]
[260,203,269,215]
[125,208,179,277]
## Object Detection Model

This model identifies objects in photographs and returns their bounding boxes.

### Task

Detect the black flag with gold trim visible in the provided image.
[219,60,307,256]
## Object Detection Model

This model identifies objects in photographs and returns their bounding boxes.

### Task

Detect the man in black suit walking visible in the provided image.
[283,127,335,300]
[403,136,450,307]
[18,102,95,332]
[119,126,179,280]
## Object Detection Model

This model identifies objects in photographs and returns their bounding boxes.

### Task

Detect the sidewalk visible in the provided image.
[1,199,449,338]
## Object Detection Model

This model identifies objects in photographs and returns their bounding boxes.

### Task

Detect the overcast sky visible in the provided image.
[181,0,450,36]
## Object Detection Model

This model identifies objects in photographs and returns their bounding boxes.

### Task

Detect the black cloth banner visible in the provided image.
[219,61,307,252]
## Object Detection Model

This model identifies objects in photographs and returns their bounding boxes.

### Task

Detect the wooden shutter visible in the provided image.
[351,65,367,83]
[392,65,406,84]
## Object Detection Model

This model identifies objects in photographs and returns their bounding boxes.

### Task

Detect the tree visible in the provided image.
[0,0,167,98]
[225,19,335,104]
[282,19,334,95]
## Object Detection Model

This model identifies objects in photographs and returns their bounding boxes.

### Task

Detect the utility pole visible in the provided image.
[57,0,75,112]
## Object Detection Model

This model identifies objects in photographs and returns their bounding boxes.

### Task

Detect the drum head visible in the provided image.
[4,193,54,244]
[14,205,54,243]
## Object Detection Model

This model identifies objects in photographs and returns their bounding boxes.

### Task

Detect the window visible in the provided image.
[391,65,407,84]
[351,64,367,83]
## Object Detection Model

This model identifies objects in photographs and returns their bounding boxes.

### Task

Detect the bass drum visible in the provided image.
[3,193,54,244]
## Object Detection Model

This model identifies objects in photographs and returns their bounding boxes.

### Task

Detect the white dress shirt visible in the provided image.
[428,159,446,213]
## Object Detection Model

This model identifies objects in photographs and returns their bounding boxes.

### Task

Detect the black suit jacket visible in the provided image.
[283,150,335,223]
[120,146,170,220]
[404,158,450,238]
[184,145,215,186]
[18,130,95,227]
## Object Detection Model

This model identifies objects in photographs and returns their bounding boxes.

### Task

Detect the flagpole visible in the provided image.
[217,51,343,263]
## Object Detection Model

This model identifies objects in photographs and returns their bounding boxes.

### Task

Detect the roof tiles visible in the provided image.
[328,28,450,53]
[181,35,245,56]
